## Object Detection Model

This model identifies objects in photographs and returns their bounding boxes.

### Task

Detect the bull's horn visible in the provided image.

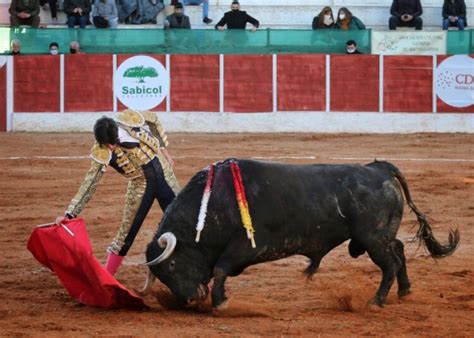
[144,232,177,266]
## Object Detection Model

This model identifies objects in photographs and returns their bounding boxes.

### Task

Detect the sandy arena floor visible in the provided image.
[0,132,473,336]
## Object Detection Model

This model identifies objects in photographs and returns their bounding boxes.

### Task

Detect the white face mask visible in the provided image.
[339,13,346,20]
[346,47,356,54]
[50,49,59,55]
[323,14,333,25]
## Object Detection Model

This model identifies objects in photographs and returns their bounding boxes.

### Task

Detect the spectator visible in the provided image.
[177,0,212,24]
[117,0,164,24]
[312,6,335,29]
[92,0,118,29]
[335,8,366,30]
[49,42,59,55]
[64,0,91,28]
[215,1,259,31]
[346,40,362,54]
[9,0,41,27]
[40,0,58,24]
[442,0,466,30]
[10,40,21,55]
[69,41,82,54]
[389,0,423,30]
[164,2,190,29]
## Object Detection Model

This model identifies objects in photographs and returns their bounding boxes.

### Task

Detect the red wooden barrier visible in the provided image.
[0,64,6,131]
[436,55,473,113]
[65,54,113,112]
[117,54,166,112]
[14,55,60,112]
[384,56,433,113]
[224,55,273,113]
[331,55,379,112]
[277,54,326,111]
[170,55,219,112]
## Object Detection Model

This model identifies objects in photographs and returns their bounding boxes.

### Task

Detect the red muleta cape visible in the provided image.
[27,218,147,309]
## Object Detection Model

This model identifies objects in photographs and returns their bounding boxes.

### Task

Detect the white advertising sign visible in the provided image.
[115,55,169,110]
[372,31,446,55]
[435,55,474,108]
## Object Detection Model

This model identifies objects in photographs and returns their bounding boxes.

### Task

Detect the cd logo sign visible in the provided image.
[435,55,473,108]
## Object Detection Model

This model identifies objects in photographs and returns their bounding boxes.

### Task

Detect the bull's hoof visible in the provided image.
[212,299,229,315]
[368,296,385,308]
[398,288,411,298]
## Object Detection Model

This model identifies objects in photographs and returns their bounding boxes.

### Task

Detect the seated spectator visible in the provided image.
[442,0,466,30]
[389,0,423,30]
[177,0,212,24]
[346,40,362,54]
[335,8,366,30]
[9,0,41,27]
[40,0,58,24]
[92,0,118,29]
[215,1,259,31]
[117,0,164,24]
[10,40,21,55]
[64,0,91,28]
[164,3,190,29]
[69,41,82,54]
[49,42,59,55]
[312,6,335,29]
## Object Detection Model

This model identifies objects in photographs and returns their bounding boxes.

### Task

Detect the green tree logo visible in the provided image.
[124,66,159,83]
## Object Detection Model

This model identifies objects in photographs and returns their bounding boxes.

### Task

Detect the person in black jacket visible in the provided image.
[346,40,362,54]
[64,0,91,28]
[164,2,191,29]
[388,0,423,30]
[442,0,466,30]
[215,1,259,31]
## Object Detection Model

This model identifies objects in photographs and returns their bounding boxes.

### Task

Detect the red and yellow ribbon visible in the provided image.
[230,161,256,248]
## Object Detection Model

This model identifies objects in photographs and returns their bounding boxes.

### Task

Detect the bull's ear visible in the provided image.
[144,232,177,266]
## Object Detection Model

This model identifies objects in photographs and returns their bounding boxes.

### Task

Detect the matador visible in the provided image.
[56,109,180,275]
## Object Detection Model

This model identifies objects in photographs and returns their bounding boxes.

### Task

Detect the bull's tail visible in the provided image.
[368,160,460,258]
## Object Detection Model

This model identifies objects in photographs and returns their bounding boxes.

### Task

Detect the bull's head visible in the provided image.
[144,232,212,306]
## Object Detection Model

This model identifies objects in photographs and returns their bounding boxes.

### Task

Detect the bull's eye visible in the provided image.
[169,260,176,272]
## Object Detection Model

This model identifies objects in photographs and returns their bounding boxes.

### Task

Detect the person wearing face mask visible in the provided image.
[49,42,59,55]
[164,2,190,29]
[312,6,335,29]
[345,40,362,54]
[215,1,259,31]
[69,41,82,54]
[10,40,21,56]
[335,8,366,30]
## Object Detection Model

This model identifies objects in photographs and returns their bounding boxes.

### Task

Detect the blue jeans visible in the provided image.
[179,0,209,19]
[67,14,89,28]
[443,17,465,30]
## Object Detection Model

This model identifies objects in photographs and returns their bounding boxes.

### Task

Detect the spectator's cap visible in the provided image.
[174,2,183,8]
[346,40,357,46]
[50,42,59,49]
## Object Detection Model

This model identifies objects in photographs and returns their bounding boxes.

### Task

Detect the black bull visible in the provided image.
[144,159,459,309]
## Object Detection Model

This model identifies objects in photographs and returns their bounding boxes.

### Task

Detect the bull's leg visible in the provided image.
[211,267,229,310]
[393,239,411,298]
[365,238,402,307]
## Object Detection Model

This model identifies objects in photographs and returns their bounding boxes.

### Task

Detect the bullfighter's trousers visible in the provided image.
[108,157,178,256]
